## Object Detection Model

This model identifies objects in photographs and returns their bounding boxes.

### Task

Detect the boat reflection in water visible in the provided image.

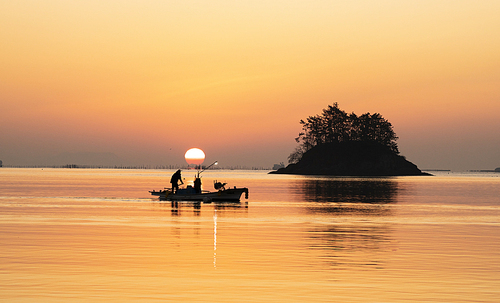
[159,200,248,216]
[153,201,248,269]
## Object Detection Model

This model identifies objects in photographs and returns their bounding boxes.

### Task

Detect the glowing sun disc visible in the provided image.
[185,148,205,165]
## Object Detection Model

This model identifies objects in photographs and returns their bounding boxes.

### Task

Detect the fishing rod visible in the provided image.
[197,160,218,177]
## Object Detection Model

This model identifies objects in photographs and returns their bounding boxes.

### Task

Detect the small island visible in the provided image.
[271,103,429,176]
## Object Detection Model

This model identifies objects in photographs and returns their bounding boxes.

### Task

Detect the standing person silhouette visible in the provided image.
[170,169,183,193]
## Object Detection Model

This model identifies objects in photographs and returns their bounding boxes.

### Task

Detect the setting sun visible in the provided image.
[185,148,206,165]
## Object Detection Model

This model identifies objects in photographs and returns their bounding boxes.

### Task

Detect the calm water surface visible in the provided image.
[1,168,499,302]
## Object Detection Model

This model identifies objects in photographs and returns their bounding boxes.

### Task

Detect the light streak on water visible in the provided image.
[213,209,217,268]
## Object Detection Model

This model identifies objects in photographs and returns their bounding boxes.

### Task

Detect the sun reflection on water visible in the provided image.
[213,209,217,269]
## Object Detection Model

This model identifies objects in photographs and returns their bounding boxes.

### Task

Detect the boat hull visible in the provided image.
[150,187,249,202]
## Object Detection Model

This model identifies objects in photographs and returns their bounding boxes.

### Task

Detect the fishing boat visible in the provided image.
[149,160,249,202]
[150,185,249,202]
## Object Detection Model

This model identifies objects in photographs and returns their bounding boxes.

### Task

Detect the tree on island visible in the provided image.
[272,103,427,176]
[288,103,399,164]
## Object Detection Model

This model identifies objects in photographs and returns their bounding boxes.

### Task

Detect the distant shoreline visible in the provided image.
[2,165,498,173]
[0,165,272,170]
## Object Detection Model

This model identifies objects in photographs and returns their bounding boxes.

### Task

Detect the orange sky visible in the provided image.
[1,1,499,170]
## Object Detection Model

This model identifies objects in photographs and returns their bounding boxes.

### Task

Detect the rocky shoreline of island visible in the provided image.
[270,140,430,176]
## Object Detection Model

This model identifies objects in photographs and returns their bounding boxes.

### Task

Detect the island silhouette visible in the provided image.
[271,103,429,176]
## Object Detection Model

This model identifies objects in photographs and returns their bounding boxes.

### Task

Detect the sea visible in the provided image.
[1,168,499,302]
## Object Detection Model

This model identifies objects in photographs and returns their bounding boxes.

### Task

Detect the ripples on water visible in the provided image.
[1,168,500,302]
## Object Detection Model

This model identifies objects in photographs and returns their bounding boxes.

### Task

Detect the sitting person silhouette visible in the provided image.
[194,177,202,194]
